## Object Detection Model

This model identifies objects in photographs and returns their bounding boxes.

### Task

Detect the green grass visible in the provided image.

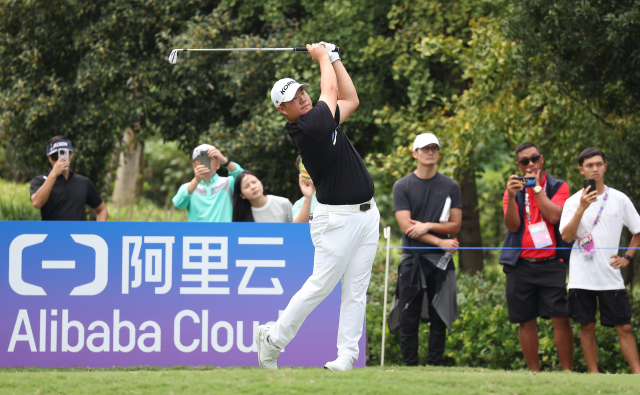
[0,366,638,394]
[0,179,40,221]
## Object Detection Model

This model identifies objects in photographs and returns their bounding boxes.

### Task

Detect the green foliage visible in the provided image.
[0,179,40,220]
[506,0,640,115]
[141,138,193,207]
[367,263,640,373]
[0,0,209,184]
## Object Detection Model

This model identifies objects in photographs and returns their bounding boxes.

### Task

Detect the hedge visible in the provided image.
[366,249,640,373]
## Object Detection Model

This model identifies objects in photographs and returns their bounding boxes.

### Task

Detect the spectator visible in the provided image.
[232,170,293,223]
[292,155,318,222]
[392,133,462,366]
[560,147,640,374]
[172,144,243,222]
[499,142,574,372]
[30,136,108,221]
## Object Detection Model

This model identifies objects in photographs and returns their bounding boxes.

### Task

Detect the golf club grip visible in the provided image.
[293,47,341,53]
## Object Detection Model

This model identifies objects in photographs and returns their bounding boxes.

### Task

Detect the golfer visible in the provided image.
[256,42,379,371]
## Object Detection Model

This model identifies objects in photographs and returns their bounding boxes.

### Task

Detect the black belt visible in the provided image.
[519,256,557,263]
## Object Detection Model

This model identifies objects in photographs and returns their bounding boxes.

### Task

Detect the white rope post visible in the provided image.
[381,226,391,367]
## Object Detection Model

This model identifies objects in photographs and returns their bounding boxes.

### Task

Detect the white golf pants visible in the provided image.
[268,200,380,360]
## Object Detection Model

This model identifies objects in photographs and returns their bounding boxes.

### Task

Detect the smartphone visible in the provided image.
[58,148,69,170]
[200,150,210,170]
[300,161,309,181]
[583,178,596,192]
[515,176,535,188]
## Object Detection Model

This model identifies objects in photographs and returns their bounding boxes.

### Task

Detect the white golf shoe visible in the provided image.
[256,324,281,369]
[324,355,354,372]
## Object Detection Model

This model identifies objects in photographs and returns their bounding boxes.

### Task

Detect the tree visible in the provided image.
[505,0,640,116]
[0,0,212,186]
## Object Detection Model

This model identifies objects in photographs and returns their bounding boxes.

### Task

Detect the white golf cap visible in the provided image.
[192,144,215,161]
[271,78,309,107]
[412,133,440,151]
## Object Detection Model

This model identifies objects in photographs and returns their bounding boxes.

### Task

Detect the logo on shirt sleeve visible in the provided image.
[332,129,337,145]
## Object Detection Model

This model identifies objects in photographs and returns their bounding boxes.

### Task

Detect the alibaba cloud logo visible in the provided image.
[9,234,108,296]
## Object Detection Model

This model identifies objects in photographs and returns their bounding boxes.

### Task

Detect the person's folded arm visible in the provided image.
[419,208,462,235]
[395,210,445,247]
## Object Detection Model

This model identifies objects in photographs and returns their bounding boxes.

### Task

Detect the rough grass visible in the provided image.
[0,366,639,394]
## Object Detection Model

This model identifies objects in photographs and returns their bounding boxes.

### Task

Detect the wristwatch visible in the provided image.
[221,156,231,167]
[623,254,634,262]
[533,185,543,194]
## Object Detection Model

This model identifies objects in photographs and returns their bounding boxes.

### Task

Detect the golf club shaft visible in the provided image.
[173,47,340,53]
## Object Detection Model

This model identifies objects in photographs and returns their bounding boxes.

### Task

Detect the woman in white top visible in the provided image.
[232,170,293,223]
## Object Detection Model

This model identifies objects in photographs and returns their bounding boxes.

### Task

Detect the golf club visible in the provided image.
[167,46,341,64]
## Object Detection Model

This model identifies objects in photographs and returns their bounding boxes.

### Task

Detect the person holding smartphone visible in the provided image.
[30,136,108,221]
[172,143,243,222]
[499,142,574,372]
[291,155,318,223]
[560,147,640,374]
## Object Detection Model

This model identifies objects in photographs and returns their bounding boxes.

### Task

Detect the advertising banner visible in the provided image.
[0,222,366,368]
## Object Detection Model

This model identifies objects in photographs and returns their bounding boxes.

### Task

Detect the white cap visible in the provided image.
[412,133,440,151]
[192,144,215,161]
[270,78,309,107]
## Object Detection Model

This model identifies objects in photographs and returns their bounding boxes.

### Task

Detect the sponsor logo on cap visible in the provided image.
[280,80,296,95]
[51,141,69,149]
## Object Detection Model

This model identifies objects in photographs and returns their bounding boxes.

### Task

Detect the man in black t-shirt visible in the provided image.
[255,42,380,372]
[392,133,462,366]
[30,136,107,221]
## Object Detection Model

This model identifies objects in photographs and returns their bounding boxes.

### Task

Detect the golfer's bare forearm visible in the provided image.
[333,60,358,104]
[318,57,338,113]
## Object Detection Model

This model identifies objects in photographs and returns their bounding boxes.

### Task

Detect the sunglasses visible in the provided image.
[518,155,541,166]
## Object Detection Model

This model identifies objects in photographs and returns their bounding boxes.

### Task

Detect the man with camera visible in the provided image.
[560,147,640,374]
[172,143,243,222]
[30,136,108,221]
[500,142,574,371]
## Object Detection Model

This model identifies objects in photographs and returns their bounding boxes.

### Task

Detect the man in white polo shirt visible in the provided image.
[560,147,640,374]
[254,42,379,372]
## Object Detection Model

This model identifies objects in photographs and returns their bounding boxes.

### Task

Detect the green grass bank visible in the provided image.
[1,366,638,395]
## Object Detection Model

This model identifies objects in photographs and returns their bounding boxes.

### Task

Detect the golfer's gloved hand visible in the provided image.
[320,41,340,63]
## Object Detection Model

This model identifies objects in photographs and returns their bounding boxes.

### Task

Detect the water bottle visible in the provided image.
[436,238,458,270]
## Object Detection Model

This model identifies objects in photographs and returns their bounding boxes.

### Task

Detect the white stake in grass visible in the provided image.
[167,46,341,64]
[381,226,391,367]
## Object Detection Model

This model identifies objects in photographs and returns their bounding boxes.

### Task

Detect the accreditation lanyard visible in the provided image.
[524,179,553,249]
[524,179,547,225]
[577,186,609,260]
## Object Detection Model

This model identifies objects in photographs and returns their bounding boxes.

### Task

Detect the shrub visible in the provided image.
[367,254,640,373]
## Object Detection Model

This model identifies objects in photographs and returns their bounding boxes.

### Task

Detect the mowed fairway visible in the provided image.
[1,366,639,394]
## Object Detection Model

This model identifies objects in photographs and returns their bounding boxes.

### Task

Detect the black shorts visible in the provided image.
[566,288,632,327]
[503,258,568,324]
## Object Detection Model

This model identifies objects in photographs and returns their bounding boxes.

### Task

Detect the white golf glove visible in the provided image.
[320,41,341,63]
